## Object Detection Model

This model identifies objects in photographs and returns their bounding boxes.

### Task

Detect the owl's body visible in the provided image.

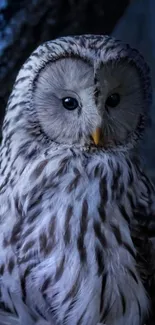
[0,35,154,325]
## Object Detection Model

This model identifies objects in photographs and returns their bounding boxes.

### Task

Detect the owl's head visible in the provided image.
[4,35,152,153]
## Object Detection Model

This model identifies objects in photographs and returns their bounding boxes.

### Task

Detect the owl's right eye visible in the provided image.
[62,97,79,111]
[105,93,120,108]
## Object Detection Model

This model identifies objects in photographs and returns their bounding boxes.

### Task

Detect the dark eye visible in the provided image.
[105,93,120,108]
[62,97,79,110]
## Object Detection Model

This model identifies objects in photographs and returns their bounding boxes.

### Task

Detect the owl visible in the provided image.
[0,34,155,325]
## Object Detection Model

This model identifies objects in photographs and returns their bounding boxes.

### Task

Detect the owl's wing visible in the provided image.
[132,213,155,324]
[131,169,155,323]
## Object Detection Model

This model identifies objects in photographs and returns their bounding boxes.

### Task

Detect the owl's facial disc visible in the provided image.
[95,60,146,149]
[91,93,122,146]
[33,53,147,150]
[34,57,103,147]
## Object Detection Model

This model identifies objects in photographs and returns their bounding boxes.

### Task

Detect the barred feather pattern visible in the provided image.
[0,35,154,325]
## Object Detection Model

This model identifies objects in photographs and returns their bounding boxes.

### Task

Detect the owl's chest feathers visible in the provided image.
[11,151,148,324]
[16,151,141,272]
[0,150,149,324]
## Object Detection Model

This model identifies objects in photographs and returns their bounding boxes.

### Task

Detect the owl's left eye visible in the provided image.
[62,97,79,110]
[105,93,120,108]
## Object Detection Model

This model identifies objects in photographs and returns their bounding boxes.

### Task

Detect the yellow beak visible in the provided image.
[92,127,101,145]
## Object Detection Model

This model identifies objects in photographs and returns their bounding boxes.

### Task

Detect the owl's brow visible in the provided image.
[107,84,122,93]
[63,89,78,95]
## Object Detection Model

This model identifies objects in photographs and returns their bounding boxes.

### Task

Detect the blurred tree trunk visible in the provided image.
[0,0,129,131]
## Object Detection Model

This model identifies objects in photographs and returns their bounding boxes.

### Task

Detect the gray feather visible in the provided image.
[0,309,19,325]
